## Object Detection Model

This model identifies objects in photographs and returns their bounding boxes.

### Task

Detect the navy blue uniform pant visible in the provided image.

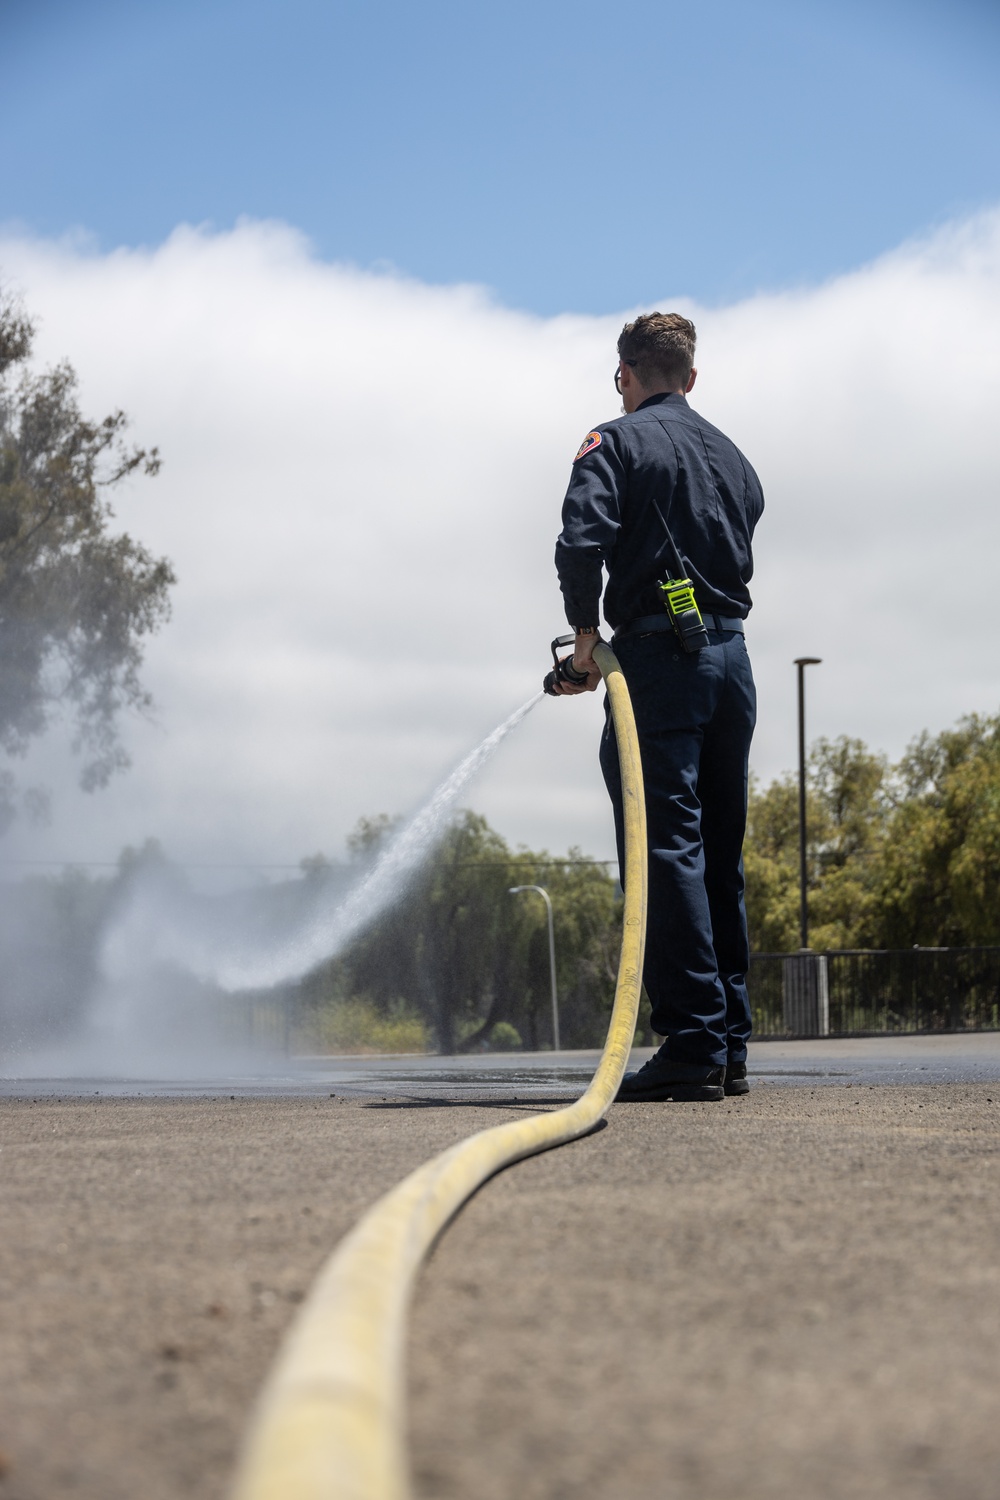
[599,627,756,1068]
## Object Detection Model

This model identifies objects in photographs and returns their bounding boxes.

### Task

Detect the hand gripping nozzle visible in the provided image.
[543,634,590,695]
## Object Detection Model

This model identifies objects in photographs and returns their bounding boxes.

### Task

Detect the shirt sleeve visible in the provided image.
[554,426,627,626]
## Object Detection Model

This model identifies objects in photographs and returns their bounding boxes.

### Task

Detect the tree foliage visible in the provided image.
[299,810,625,1052]
[4,703,1000,1057]
[877,716,1000,947]
[0,288,175,830]
[744,717,1000,950]
[0,814,630,1057]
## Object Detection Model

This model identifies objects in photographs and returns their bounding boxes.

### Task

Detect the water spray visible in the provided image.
[99,692,545,1005]
[209,692,544,990]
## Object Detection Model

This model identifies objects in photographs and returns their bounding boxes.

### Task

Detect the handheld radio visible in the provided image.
[651,496,710,653]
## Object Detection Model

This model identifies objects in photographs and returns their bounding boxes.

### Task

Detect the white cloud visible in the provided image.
[1,212,999,877]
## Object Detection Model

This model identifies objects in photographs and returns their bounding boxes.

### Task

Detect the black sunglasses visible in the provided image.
[614,359,636,395]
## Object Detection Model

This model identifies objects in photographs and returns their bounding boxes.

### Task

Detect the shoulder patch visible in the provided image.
[573,430,602,462]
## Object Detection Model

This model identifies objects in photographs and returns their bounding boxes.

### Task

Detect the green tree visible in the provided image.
[300,810,624,1053]
[511,850,624,1048]
[0,289,175,830]
[744,737,889,951]
[878,714,1000,946]
[743,771,800,951]
[745,718,1000,952]
[807,736,890,948]
[341,811,525,1052]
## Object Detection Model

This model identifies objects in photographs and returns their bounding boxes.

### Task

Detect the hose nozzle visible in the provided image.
[543,634,590,695]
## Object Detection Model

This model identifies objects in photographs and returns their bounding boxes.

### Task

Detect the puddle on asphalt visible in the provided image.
[345,1068,594,1090]
[755,1068,853,1077]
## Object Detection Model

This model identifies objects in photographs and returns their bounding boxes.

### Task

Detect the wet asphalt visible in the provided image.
[5,1031,1000,1099]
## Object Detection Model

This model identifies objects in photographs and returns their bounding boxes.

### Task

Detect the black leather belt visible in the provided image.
[614,612,745,640]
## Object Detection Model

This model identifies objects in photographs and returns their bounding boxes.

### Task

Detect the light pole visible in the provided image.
[508,884,560,1051]
[794,657,822,949]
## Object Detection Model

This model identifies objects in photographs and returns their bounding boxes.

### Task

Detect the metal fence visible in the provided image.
[224,948,1000,1055]
[748,948,1000,1037]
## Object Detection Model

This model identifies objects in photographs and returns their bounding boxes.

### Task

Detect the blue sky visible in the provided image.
[4,0,1000,314]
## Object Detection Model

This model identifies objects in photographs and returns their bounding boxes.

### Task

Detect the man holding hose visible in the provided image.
[551,312,764,1102]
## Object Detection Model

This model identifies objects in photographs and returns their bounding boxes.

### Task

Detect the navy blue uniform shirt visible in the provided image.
[554,392,765,629]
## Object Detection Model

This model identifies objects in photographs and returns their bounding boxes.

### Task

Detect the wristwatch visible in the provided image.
[573,625,600,635]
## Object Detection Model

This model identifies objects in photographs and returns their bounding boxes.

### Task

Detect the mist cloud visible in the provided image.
[1,212,998,873]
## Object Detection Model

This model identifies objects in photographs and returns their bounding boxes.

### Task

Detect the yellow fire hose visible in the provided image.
[231,641,647,1500]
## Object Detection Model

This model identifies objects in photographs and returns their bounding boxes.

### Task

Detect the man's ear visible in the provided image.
[686,368,698,393]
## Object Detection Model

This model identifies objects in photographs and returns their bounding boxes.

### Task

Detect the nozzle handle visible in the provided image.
[544,635,590,695]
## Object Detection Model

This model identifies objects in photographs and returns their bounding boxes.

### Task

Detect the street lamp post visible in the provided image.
[508,884,560,1051]
[794,657,822,949]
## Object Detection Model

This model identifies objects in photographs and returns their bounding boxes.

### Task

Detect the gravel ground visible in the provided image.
[1,1083,999,1499]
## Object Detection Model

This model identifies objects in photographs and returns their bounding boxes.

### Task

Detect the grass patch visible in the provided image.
[316,996,430,1054]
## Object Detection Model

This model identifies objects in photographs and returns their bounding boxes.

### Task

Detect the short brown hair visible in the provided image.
[618,311,696,389]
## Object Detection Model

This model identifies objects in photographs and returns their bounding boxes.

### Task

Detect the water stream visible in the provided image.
[100,692,544,995]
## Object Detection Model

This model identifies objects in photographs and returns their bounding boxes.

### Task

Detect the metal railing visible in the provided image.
[748,948,1000,1037]
[223,948,1000,1054]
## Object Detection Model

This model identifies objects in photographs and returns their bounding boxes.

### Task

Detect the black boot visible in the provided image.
[616,1046,724,1102]
[725,1060,750,1096]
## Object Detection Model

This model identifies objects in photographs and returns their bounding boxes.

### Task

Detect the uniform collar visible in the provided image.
[636,391,689,411]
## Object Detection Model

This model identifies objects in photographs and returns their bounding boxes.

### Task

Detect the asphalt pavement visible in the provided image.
[1,1036,999,1499]
[5,1031,1000,1098]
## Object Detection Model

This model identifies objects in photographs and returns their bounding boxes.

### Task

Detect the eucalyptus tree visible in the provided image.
[0,289,174,830]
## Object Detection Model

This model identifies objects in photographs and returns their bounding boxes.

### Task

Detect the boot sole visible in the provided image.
[724,1079,750,1096]
[616,1083,725,1103]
